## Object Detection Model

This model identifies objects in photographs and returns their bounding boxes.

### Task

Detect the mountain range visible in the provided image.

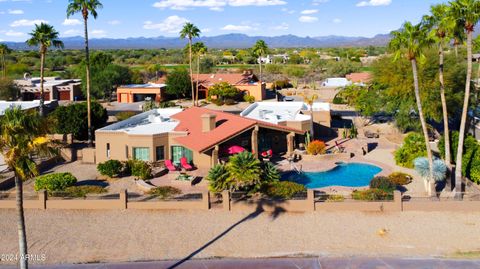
[4,33,391,50]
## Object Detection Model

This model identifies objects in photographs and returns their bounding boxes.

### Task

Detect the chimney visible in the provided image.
[201,114,217,132]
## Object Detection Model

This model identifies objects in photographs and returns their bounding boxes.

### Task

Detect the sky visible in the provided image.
[0,0,448,42]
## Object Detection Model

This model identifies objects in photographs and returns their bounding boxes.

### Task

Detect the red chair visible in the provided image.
[180,157,193,171]
[165,160,177,172]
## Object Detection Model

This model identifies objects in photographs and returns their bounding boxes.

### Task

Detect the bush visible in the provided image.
[352,189,393,201]
[326,194,345,202]
[394,132,426,168]
[97,160,123,178]
[115,111,137,121]
[125,160,152,180]
[51,185,106,198]
[243,95,255,103]
[148,186,182,199]
[388,172,412,185]
[307,140,327,155]
[263,181,306,199]
[34,173,77,192]
[224,98,236,105]
[369,176,396,192]
[207,164,230,193]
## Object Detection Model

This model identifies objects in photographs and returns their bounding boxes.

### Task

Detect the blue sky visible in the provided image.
[0,0,446,42]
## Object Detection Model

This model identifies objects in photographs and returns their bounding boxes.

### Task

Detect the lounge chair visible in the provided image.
[180,157,193,171]
[164,160,177,172]
[335,141,345,153]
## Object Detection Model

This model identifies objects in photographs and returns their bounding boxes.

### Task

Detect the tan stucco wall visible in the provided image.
[116,87,164,103]
[237,84,266,101]
[283,120,311,133]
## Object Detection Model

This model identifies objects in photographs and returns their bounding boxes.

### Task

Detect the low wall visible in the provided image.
[229,190,314,212]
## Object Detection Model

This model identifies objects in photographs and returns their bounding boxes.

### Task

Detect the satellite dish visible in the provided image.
[23,73,31,80]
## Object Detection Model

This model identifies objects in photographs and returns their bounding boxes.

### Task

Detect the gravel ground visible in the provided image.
[1,210,480,266]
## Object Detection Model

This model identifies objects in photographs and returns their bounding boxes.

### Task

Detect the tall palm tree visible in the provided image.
[0,44,11,78]
[67,0,103,147]
[449,0,480,198]
[301,93,318,139]
[0,107,56,269]
[252,40,268,82]
[180,22,201,107]
[192,42,207,106]
[26,23,64,117]
[389,22,436,196]
[422,4,456,167]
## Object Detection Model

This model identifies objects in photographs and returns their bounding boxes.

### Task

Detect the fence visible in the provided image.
[1,189,480,212]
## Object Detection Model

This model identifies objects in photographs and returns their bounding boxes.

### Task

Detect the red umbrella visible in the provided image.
[227,145,246,155]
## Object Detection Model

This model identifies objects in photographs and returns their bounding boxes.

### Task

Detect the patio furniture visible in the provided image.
[335,141,345,153]
[261,149,273,161]
[164,160,177,172]
[180,157,193,171]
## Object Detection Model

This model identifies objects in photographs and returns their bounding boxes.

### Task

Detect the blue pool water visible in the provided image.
[282,162,382,189]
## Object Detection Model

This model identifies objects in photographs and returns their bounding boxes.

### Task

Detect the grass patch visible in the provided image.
[449,250,480,259]
[50,185,107,198]
[148,186,182,199]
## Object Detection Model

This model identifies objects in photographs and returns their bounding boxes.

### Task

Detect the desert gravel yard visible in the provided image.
[1,210,480,266]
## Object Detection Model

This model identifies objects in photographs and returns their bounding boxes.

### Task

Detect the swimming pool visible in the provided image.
[282,162,382,189]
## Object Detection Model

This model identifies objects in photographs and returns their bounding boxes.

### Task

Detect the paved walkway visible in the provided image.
[1,257,480,269]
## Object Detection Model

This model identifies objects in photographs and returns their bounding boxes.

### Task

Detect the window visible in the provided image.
[106,143,110,159]
[133,147,150,161]
[125,146,129,159]
[156,146,165,161]
[171,146,193,164]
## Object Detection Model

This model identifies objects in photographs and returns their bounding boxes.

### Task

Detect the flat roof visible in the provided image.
[119,83,166,89]
[0,100,53,116]
[97,108,183,135]
[241,102,330,124]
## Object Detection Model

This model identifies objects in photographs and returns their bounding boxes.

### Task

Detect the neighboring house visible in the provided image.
[346,72,373,86]
[15,77,82,102]
[240,102,331,135]
[258,54,290,64]
[194,72,266,101]
[95,107,304,168]
[322,78,352,88]
[258,55,273,64]
[116,83,167,103]
[0,100,57,116]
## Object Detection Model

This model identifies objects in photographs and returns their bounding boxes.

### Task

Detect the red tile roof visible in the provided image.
[193,73,259,88]
[171,107,303,153]
[346,72,372,83]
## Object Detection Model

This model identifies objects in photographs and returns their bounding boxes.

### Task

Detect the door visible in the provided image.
[133,147,150,161]
[120,93,128,103]
[171,146,193,165]
[59,91,71,101]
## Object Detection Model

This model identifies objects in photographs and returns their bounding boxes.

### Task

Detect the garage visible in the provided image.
[58,90,71,101]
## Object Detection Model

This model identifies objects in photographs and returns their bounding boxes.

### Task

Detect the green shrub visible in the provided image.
[97,160,123,178]
[332,96,345,104]
[326,194,345,202]
[352,189,393,201]
[439,131,478,164]
[307,140,327,155]
[243,95,255,103]
[207,164,230,192]
[369,176,396,192]
[263,181,306,199]
[224,99,236,105]
[388,172,412,185]
[394,132,426,168]
[116,111,137,121]
[125,160,152,180]
[34,173,77,192]
[51,185,106,198]
[148,186,182,199]
[159,101,177,108]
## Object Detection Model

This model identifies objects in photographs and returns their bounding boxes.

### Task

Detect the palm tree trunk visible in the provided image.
[411,59,435,197]
[84,18,93,147]
[439,42,451,167]
[196,55,200,106]
[454,30,474,199]
[259,55,263,82]
[39,49,45,117]
[15,174,28,269]
[189,38,194,107]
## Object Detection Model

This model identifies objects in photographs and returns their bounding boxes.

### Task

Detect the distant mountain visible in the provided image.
[3,33,391,50]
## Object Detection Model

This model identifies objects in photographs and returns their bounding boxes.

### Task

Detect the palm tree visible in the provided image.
[301,93,319,139]
[0,107,56,269]
[449,0,480,198]
[26,23,63,117]
[389,22,436,196]
[0,44,11,78]
[180,23,201,107]
[192,42,207,106]
[422,4,456,167]
[226,151,262,191]
[67,0,103,147]
[252,40,268,82]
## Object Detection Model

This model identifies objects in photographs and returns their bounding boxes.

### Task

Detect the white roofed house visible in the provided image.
[322,78,352,88]
[14,76,82,102]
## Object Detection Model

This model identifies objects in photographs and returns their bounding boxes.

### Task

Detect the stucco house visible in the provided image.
[15,77,82,101]
[116,83,167,103]
[193,72,266,101]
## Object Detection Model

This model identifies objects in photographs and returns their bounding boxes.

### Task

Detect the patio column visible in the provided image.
[211,145,219,167]
[287,132,295,156]
[251,126,259,158]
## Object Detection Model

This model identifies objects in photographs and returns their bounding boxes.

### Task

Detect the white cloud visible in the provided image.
[281,7,295,14]
[333,18,342,23]
[143,16,189,34]
[299,16,318,23]
[62,18,81,26]
[271,22,289,30]
[301,9,318,14]
[108,20,121,25]
[63,29,80,36]
[221,24,253,32]
[4,30,26,37]
[10,19,48,27]
[356,0,391,7]
[91,29,107,37]
[8,9,24,14]
[152,0,286,10]
[312,0,329,4]
[201,28,211,33]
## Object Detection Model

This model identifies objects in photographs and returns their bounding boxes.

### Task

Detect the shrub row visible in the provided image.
[97,159,152,180]
[34,173,77,192]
